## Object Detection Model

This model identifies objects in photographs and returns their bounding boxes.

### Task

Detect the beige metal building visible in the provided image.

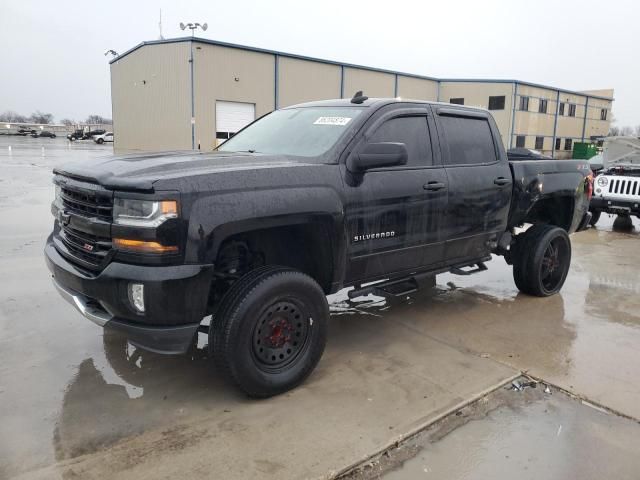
[110,37,613,158]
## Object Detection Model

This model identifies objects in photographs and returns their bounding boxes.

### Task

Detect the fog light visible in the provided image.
[128,283,145,313]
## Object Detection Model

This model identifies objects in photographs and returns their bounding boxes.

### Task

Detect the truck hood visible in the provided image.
[53,151,313,191]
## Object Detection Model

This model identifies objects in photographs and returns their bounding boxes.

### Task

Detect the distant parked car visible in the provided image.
[93,132,113,144]
[67,129,107,141]
[31,131,57,138]
[506,148,552,161]
[16,128,37,136]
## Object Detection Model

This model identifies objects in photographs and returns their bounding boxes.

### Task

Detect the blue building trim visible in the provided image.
[551,90,561,158]
[509,82,518,149]
[274,54,279,109]
[581,96,589,141]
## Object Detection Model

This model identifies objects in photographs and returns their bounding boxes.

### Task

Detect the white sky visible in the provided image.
[1,0,637,126]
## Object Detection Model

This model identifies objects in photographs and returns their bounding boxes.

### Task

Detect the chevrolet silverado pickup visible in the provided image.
[45,94,593,397]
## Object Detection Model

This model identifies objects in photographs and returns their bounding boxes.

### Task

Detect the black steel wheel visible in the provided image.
[211,266,328,397]
[512,224,571,297]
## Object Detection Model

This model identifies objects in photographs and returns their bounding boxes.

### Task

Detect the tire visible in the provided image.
[210,266,328,397]
[97,138,104,144]
[589,210,601,226]
[613,214,633,231]
[512,224,571,297]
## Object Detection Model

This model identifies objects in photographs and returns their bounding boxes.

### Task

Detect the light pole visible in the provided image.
[180,22,208,149]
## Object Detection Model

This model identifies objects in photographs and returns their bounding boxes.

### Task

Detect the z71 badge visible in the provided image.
[353,231,395,242]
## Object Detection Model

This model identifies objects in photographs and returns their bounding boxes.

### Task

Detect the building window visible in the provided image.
[450,98,464,105]
[555,138,561,150]
[564,138,573,150]
[516,135,526,148]
[600,108,608,120]
[568,104,576,117]
[519,96,529,111]
[488,96,505,110]
[559,103,565,116]
[535,136,544,150]
[539,99,548,114]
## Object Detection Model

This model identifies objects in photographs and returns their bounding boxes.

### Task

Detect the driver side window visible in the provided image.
[368,116,432,167]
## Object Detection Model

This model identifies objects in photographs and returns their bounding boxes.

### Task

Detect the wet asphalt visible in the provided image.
[0,136,639,479]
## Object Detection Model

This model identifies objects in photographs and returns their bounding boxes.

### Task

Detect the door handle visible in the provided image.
[423,181,445,191]
[494,177,510,186]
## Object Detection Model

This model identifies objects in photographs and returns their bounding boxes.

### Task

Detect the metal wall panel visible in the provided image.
[194,44,275,150]
[110,42,192,152]
[277,57,341,107]
[342,67,395,99]
[396,76,438,101]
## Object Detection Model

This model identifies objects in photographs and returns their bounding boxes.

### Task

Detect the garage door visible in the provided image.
[215,101,256,144]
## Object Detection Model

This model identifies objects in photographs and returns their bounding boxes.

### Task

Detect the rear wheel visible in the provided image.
[512,224,571,297]
[210,266,328,397]
[96,138,104,144]
[589,210,601,226]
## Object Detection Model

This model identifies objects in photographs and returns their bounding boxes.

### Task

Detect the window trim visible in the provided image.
[519,96,529,111]
[435,108,502,167]
[555,138,561,150]
[559,102,565,116]
[516,135,526,148]
[568,103,576,117]
[355,107,438,171]
[600,108,608,121]
[449,97,465,105]
[564,138,573,151]
[538,99,548,114]
[488,95,506,111]
[535,136,544,150]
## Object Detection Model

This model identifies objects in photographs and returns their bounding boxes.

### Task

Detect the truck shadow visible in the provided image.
[52,282,572,464]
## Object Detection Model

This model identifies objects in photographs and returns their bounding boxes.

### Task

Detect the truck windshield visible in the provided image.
[217,107,365,158]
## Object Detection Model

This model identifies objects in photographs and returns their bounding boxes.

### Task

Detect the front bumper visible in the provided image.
[590,197,640,216]
[45,235,214,354]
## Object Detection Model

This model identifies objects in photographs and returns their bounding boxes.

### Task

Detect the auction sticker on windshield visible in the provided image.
[313,117,352,126]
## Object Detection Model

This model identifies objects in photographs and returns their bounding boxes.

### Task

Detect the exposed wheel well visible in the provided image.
[522,196,574,231]
[214,222,335,296]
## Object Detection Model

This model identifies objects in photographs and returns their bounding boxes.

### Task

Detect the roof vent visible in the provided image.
[351,91,368,104]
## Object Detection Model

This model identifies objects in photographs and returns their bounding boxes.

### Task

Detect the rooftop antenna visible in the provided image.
[158,8,164,40]
[351,90,368,104]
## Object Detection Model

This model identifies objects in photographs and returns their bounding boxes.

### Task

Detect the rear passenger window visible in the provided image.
[368,116,432,167]
[439,115,497,165]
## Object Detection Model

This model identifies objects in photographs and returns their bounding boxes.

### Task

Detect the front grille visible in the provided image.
[56,179,113,270]
[60,226,112,268]
[61,186,113,221]
[608,178,640,197]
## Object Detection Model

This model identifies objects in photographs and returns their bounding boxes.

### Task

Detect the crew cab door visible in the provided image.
[433,108,511,263]
[343,106,448,282]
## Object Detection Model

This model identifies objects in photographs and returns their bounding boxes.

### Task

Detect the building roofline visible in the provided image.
[109,36,441,82]
[110,37,613,102]
[438,78,614,101]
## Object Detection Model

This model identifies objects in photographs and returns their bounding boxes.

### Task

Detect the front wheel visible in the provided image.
[210,266,328,397]
[96,138,104,144]
[512,224,571,297]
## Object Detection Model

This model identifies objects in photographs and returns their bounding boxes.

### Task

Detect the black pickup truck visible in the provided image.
[45,95,593,396]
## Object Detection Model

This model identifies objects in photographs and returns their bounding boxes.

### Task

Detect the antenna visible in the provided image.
[351,90,368,104]
[158,8,164,40]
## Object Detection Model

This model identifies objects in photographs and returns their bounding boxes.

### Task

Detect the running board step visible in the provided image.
[348,273,434,299]
[449,262,488,276]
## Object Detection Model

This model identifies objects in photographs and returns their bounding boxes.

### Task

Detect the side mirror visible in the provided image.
[347,142,408,172]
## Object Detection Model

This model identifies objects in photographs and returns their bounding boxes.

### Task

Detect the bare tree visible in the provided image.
[635,125,640,137]
[29,111,54,124]
[59,118,76,126]
[85,114,112,125]
[609,125,620,136]
[620,126,634,136]
[0,110,28,123]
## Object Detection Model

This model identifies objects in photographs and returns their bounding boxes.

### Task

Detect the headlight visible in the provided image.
[113,198,178,227]
[596,176,608,187]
